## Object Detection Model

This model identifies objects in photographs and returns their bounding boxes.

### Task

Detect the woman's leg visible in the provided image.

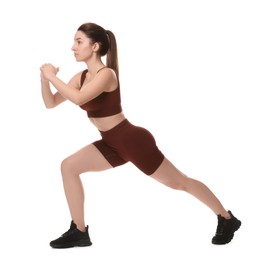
[150,157,230,218]
[61,144,113,231]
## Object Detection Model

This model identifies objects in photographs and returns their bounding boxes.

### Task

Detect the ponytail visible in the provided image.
[106,30,119,79]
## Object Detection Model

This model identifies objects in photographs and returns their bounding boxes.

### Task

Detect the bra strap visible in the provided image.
[80,69,88,87]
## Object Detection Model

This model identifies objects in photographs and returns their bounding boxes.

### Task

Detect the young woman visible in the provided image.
[40,22,241,249]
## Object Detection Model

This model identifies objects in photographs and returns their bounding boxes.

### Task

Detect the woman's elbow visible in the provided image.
[43,100,58,108]
[45,103,55,109]
[73,97,85,106]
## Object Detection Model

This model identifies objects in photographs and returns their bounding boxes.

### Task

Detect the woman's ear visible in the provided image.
[92,42,100,53]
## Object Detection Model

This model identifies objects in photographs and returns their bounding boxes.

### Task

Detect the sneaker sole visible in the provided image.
[212,219,241,245]
[50,240,92,249]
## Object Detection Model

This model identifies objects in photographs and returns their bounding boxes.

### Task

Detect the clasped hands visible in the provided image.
[40,63,59,81]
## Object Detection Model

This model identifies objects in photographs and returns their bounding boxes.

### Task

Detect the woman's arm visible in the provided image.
[40,65,78,108]
[41,76,66,108]
[40,63,117,106]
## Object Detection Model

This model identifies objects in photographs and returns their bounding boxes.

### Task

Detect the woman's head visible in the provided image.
[77,23,109,56]
[76,22,119,77]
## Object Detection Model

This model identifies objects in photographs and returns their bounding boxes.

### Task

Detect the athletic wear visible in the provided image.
[50,221,92,248]
[212,210,241,245]
[79,68,164,175]
[93,119,164,175]
[79,69,122,118]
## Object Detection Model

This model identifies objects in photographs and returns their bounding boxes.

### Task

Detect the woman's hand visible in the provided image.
[40,63,59,81]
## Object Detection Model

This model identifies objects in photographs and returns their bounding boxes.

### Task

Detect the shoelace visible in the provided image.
[62,228,77,237]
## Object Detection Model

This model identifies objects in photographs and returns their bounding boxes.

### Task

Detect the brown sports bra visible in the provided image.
[79,68,122,118]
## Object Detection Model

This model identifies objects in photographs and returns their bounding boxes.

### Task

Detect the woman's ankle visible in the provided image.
[72,220,86,232]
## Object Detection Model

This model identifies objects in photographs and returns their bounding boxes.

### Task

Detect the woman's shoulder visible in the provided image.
[96,67,117,82]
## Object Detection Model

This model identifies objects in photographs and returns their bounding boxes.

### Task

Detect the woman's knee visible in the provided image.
[150,159,189,191]
[167,181,187,191]
[61,156,79,177]
[151,174,187,190]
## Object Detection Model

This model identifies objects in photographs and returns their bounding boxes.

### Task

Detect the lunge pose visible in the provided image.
[40,22,241,249]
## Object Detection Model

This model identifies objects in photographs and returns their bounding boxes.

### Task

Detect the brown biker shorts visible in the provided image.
[93,119,164,175]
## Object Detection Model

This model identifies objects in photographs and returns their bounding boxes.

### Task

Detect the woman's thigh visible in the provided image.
[150,157,188,189]
[61,144,113,175]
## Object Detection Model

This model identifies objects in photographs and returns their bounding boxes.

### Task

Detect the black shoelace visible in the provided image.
[62,228,77,237]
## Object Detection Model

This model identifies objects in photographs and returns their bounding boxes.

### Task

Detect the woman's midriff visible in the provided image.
[89,112,126,131]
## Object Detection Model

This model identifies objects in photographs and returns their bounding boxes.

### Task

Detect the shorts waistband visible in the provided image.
[99,119,130,137]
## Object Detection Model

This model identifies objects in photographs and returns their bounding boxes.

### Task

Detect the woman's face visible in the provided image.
[71,31,95,62]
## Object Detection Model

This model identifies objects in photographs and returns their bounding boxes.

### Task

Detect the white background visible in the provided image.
[0,0,262,259]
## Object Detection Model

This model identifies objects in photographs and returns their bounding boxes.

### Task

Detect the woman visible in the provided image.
[40,22,241,249]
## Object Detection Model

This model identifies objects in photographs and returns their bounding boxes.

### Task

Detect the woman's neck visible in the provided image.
[84,58,105,75]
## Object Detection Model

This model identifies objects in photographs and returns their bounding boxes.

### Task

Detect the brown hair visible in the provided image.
[77,22,119,78]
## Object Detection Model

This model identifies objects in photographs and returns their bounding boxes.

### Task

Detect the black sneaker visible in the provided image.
[50,221,92,248]
[212,210,241,245]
